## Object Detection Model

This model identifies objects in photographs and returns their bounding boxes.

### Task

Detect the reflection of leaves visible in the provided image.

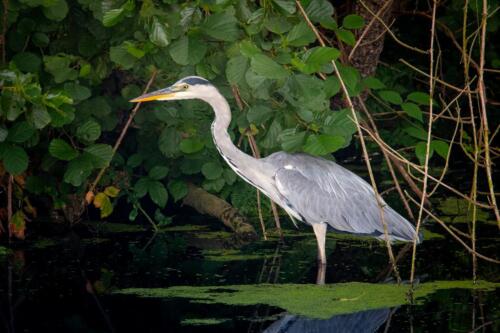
[437,197,491,224]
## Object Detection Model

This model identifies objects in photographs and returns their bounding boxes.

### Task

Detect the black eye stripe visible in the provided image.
[181,77,210,86]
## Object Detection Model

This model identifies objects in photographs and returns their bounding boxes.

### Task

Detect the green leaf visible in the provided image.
[407,91,432,105]
[279,129,306,152]
[12,52,42,72]
[2,145,29,175]
[30,104,51,129]
[239,40,261,57]
[0,127,8,142]
[158,127,180,157]
[169,36,207,66]
[363,77,385,90]
[168,180,188,202]
[378,90,403,105]
[287,22,316,47]
[305,0,334,23]
[226,55,249,85]
[303,134,345,156]
[223,169,237,185]
[273,0,296,14]
[202,12,239,42]
[324,76,341,97]
[63,154,93,186]
[343,14,365,29]
[49,138,79,161]
[63,82,91,102]
[179,138,204,154]
[247,104,273,124]
[33,32,49,47]
[76,120,101,142]
[202,177,225,192]
[148,180,168,208]
[415,141,434,165]
[103,8,124,27]
[127,153,143,168]
[149,165,169,180]
[134,178,150,197]
[404,125,428,140]
[202,161,223,180]
[110,45,136,69]
[337,64,359,90]
[402,102,423,122]
[42,0,68,21]
[335,29,356,46]
[301,47,340,74]
[7,121,35,143]
[44,54,78,83]
[84,144,113,168]
[250,54,288,79]
[150,18,169,47]
[432,140,449,159]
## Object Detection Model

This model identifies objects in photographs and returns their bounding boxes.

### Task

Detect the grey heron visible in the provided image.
[131,76,420,267]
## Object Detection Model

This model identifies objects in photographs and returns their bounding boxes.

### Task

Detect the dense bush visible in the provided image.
[3,0,495,237]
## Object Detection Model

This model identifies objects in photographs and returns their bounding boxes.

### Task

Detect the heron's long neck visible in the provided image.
[204,92,257,171]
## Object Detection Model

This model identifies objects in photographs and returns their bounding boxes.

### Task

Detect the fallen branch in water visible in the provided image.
[182,183,258,241]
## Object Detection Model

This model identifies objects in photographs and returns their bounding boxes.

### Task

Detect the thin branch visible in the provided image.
[410,0,438,287]
[349,0,394,60]
[87,70,158,195]
[406,194,500,264]
[477,0,500,225]
[358,0,428,55]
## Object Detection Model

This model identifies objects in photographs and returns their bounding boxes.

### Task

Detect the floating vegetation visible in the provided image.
[160,225,211,232]
[86,222,146,233]
[437,197,493,224]
[116,280,500,319]
[180,318,230,326]
[202,249,270,262]
[31,238,58,249]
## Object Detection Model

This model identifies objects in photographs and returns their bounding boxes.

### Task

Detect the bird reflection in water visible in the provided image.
[262,307,397,333]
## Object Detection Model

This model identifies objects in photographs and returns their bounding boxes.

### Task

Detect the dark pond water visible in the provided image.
[1,216,499,332]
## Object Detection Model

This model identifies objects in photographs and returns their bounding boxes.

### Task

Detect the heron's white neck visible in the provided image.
[202,91,257,171]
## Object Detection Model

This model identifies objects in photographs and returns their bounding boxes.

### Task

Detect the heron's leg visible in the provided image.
[312,223,327,265]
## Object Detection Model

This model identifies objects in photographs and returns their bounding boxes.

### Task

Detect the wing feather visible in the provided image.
[265,152,418,241]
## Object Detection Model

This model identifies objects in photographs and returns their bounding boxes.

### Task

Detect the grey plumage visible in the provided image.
[131,76,421,269]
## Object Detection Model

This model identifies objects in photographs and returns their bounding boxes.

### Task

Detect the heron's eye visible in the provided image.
[182,84,189,90]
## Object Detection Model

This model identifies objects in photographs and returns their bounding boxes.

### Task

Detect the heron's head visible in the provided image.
[130,76,216,103]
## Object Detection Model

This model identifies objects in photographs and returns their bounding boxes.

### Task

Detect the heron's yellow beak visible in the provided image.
[129,87,175,103]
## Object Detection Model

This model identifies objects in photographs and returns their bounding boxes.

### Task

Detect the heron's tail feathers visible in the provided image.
[383,207,423,244]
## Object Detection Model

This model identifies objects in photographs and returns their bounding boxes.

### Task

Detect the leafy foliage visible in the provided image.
[0,0,474,235]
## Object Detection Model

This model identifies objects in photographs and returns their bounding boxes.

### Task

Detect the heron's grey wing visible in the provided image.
[267,152,417,241]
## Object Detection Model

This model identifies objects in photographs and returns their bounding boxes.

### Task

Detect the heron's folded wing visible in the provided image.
[274,166,385,235]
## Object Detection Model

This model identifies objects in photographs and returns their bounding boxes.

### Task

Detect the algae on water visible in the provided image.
[115,280,499,319]
[180,318,229,326]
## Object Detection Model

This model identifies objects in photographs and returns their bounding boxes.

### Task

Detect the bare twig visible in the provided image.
[406,194,500,264]
[477,0,500,225]
[410,0,438,287]
[358,0,428,55]
[349,0,393,60]
[87,70,158,195]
